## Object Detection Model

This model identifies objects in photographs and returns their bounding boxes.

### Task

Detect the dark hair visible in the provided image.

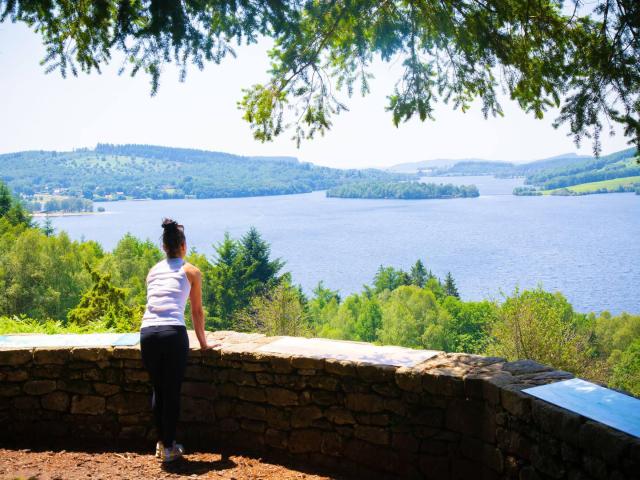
[161,218,186,258]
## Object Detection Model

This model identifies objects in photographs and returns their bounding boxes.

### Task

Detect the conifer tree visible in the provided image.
[410,259,428,288]
[444,272,460,299]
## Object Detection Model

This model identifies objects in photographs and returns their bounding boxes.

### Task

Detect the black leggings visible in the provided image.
[140,325,189,446]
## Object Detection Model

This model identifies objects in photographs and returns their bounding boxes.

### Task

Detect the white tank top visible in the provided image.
[141,258,191,329]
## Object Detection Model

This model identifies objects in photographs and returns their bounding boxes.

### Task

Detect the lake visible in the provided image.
[46,176,640,314]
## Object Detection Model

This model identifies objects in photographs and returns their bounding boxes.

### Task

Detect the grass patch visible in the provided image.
[544,176,640,195]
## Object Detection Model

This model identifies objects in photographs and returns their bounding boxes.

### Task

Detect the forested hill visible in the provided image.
[522,148,639,190]
[0,144,411,200]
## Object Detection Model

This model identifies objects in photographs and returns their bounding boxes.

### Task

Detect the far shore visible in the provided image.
[32,211,109,218]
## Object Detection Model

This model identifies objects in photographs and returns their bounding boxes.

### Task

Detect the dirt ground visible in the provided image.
[0,448,341,480]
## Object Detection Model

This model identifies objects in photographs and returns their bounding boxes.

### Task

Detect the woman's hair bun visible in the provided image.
[161,218,185,258]
[162,218,179,231]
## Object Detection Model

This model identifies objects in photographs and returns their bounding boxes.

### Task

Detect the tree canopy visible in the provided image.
[2,1,638,152]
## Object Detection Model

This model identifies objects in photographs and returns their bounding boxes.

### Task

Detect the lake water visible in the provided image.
[46,176,640,314]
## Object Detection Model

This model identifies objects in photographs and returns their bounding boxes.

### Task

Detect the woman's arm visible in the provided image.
[185,264,220,349]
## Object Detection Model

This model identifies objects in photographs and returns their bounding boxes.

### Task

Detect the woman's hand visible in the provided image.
[199,341,222,350]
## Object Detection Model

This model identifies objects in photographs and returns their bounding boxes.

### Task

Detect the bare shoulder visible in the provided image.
[183,262,201,281]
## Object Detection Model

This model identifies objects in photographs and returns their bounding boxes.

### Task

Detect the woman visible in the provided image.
[140,218,218,463]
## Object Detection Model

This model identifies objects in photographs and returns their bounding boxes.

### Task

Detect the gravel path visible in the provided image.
[0,448,339,480]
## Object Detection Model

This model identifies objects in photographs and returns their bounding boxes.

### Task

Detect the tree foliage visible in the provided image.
[326,181,479,199]
[2,1,638,151]
[487,288,599,377]
[67,266,143,332]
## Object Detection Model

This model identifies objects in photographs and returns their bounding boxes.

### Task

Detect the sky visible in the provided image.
[0,21,631,169]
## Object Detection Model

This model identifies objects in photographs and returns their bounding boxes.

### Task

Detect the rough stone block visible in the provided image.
[419,454,450,478]
[579,421,629,464]
[356,363,396,383]
[273,374,306,390]
[311,390,339,406]
[409,407,444,428]
[266,387,298,406]
[265,406,290,429]
[23,380,57,395]
[392,432,419,452]
[219,383,238,397]
[57,379,92,395]
[71,395,106,415]
[255,373,274,385]
[500,384,531,419]
[324,359,357,377]
[420,439,449,456]
[181,396,214,422]
[325,406,355,425]
[13,395,40,410]
[235,402,266,421]
[345,438,399,473]
[395,367,423,392]
[371,382,400,398]
[182,381,216,399]
[345,393,384,413]
[270,356,293,374]
[446,398,496,442]
[237,386,266,403]
[321,431,343,456]
[33,348,69,365]
[241,419,266,433]
[41,391,70,412]
[120,425,146,439]
[185,365,216,382]
[242,361,266,372]
[71,347,110,362]
[531,445,565,479]
[107,392,149,414]
[124,369,149,383]
[423,368,466,397]
[289,429,323,453]
[0,349,32,365]
[265,428,288,449]
[92,383,120,397]
[112,347,141,360]
[218,418,239,432]
[502,360,552,376]
[291,356,324,371]
[384,398,407,415]
[306,375,339,391]
[582,454,608,480]
[5,370,28,382]
[291,405,323,428]
[496,427,532,460]
[354,424,389,446]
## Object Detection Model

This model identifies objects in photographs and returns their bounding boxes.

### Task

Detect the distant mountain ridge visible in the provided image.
[0,144,411,200]
[389,152,591,174]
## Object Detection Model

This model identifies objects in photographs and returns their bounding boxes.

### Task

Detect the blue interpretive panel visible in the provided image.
[0,333,140,348]
[524,378,640,438]
[256,336,439,368]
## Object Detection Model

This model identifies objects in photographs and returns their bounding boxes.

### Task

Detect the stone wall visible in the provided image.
[0,331,638,479]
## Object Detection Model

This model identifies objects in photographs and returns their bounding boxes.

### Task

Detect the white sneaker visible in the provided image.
[155,441,163,459]
[161,441,184,463]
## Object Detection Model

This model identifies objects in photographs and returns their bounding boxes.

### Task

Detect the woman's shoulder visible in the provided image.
[182,261,201,279]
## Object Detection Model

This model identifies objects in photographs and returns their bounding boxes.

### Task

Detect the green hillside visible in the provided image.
[0,144,411,200]
[524,148,639,190]
[545,176,640,195]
